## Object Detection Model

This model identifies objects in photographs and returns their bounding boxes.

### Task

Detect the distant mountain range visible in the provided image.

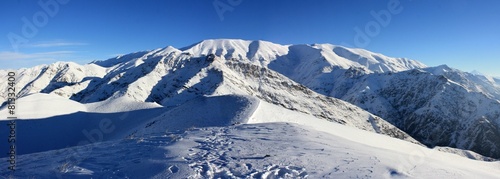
[1,39,500,159]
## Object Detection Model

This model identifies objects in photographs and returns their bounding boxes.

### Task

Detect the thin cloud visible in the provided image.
[0,51,75,61]
[28,41,88,48]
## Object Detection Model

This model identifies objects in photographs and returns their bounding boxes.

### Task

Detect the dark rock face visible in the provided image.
[294,67,500,158]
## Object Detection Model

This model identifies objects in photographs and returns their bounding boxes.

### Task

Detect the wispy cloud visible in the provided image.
[0,51,75,61]
[0,40,90,69]
[29,42,88,48]
[24,40,88,48]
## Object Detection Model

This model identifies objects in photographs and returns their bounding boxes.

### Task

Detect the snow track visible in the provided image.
[176,125,312,178]
[2,121,500,178]
[169,123,500,179]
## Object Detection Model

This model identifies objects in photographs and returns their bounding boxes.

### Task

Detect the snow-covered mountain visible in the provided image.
[0,39,426,102]
[291,64,500,158]
[1,39,500,177]
[1,40,425,141]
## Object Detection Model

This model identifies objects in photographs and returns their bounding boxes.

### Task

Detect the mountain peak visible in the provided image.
[86,39,426,76]
[423,64,454,75]
[470,69,486,76]
[178,39,289,63]
[180,39,253,51]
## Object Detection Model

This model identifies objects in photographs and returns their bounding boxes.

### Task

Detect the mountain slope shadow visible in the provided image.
[72,55,164,103]
[0,107,165,158]
[146,56,220,106]
[40,76,100,94]
[18,66,49,97]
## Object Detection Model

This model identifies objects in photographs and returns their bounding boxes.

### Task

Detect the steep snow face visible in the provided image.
[181,39,289,66]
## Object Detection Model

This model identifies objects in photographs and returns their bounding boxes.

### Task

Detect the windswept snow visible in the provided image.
[2,98,499,178]
[181,39,289,65]
[125,95,260,138]
[0,93,87,119]
[0,93,162,120]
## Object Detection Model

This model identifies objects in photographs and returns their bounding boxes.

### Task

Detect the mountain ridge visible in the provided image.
[1,38,500,159]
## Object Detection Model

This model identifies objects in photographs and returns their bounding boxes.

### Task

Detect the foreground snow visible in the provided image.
[1,95,499,178]
[2,123,499,178]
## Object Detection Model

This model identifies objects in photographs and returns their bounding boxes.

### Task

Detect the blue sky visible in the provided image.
[1,0,499,76]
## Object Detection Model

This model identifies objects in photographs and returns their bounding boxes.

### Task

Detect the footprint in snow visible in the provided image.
[168,165,179,173]
[250,165,308,178]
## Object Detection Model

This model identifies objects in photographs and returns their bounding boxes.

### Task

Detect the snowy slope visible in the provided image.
[1,96,499,178]
[0,93,87,119]
[0,93,162,120]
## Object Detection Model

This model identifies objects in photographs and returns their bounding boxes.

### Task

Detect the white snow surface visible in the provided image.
[179,39,426,74]
[1,95,499,178]
[0,93,87,119]
[0,93,162,120]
